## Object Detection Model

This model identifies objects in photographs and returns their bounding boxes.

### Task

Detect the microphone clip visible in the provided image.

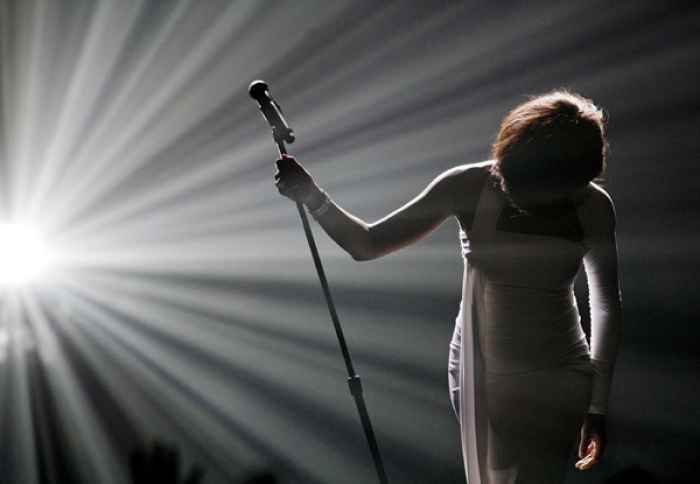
[249,80,295,145]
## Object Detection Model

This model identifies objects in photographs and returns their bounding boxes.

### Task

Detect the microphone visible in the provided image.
[248,80,295,144]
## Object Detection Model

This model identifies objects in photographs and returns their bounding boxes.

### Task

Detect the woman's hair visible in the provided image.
[491,89,608,209]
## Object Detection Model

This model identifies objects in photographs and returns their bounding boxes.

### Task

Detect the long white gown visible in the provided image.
[448,177,621,483]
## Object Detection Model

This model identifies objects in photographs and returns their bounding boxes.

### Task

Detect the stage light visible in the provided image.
[0,224,47,286]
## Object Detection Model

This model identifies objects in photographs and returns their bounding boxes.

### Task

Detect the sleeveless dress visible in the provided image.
[448,177,621,483]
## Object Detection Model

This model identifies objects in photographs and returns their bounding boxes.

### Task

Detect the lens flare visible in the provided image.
[0,224,47,285]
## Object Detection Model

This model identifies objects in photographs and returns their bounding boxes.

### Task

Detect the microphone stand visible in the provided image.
[271,126,389,484]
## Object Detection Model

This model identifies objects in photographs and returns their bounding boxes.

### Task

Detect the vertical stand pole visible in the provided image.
[277,140,388,484]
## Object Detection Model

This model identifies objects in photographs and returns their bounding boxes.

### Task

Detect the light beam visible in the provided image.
[0,223,47,286]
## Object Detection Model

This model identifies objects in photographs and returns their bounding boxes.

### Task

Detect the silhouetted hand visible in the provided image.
[274,155,324,209]
[130,440,204,484]
[241,470,281,484]
[576,413,607,470]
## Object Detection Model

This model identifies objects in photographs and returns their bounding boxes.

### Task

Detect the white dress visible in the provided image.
[448,177,621,483]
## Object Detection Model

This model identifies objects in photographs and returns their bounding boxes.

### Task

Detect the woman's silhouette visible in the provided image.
[274,90,621,483]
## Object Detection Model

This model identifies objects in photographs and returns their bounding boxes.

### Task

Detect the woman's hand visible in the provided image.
[575,413,607,470]
[274,155,325,209]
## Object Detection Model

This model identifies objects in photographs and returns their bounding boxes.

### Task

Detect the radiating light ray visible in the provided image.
[45,144,272,250]
[43,270,389,483]
[6,0,50,218]
[20,286,129,483]
[37,2,339,234]
[0,289,40,483]
[28,1,146,220]
[31,1,230,228]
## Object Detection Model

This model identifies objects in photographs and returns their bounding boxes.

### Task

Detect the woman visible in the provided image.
[274,90,621,483]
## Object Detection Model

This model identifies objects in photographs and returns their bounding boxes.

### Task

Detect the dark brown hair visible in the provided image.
[491,90,608,209]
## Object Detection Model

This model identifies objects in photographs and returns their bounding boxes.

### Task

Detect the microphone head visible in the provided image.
[248,80,269,101]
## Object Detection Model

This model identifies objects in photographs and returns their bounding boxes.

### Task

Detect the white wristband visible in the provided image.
[308,191,331,220]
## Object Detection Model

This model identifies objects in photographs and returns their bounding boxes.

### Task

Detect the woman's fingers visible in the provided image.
[275,155,308,192]
[575,441,600,470]
[275,154,298,173]
[275,171,298,192]
[274,156,301,201]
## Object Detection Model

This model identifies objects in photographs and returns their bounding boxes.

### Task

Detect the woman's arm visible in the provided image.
[575,184,622,470]
[275,155,478,260]
[581,185,622,413]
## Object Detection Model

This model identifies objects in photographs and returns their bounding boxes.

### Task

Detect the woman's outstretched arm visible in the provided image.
[275,155,477,261]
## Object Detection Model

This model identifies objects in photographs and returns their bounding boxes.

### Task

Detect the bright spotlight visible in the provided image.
[0,224,48,286]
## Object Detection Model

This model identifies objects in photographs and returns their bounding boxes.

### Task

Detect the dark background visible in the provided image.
[0,1,698,483]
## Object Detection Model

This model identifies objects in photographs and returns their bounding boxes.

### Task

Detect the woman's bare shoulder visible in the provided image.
[442,160,495,176]
[579,183,616,212]
[576,182,617,233]
[437,160,494,189]
[434,161,493,227]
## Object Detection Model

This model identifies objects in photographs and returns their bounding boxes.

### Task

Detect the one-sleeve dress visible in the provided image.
[447,176,621,483]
